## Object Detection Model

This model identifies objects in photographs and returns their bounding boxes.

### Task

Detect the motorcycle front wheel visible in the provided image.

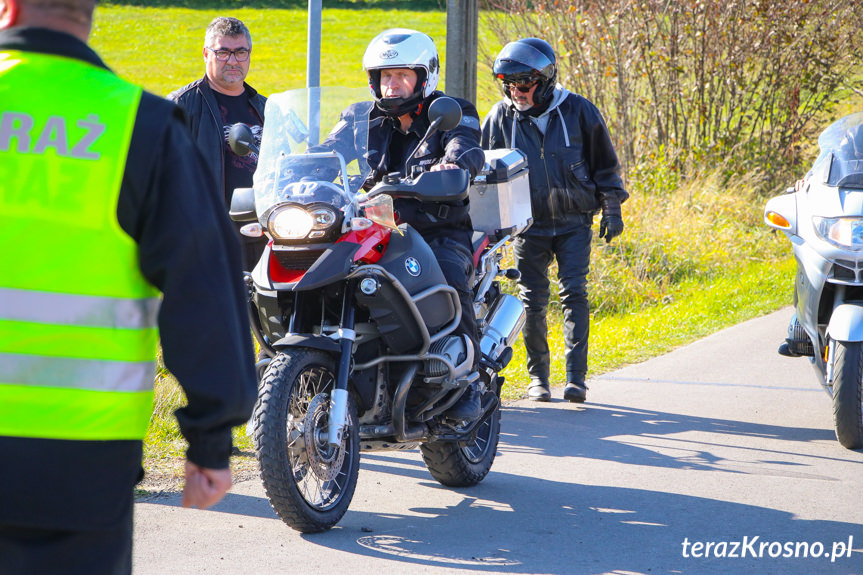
[253,350,360,532]
[420,399,501,487]
[831,341,863,449]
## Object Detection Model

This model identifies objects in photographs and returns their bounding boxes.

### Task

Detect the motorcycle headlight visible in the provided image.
[268,204,338,240]
[269,206,313,239]
[813,216,863,250]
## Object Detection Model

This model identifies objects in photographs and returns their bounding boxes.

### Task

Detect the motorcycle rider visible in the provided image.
[311,28,486,420]
[481,38,628,402]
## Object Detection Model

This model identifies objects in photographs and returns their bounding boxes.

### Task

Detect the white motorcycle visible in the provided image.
[764,112,863,450]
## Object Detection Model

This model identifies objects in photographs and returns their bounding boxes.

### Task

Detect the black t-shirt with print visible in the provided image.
[213,89,263,204]
[212,89,265,271]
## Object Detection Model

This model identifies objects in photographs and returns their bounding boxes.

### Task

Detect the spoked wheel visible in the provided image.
[831,341,863,449]
[253,350,360,532]
[420,391,501,487]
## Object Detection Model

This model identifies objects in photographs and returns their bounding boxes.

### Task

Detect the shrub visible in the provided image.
[482,0,863,190]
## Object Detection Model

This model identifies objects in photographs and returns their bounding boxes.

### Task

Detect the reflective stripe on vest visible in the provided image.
[0,50,159,441]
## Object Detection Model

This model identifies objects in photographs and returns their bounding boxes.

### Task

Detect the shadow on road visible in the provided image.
[499,401,855,471]
[143,400,862,573]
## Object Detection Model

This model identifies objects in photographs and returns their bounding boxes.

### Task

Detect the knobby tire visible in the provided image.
[420,401,501,487]
[253,350,360,532]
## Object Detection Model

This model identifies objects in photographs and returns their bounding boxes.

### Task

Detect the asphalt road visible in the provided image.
[133,308,863,574]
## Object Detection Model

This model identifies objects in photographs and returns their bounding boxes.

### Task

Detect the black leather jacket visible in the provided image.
[482,87,628,235]
[167,77,266,203]
[313,91,485,243]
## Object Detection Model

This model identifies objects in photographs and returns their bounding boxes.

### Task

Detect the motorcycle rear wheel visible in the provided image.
[420,400,500,487]
[253,350,360,532]
[831,341,863,449]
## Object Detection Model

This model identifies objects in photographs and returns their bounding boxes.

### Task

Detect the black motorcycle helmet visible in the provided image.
[493,38,557,113]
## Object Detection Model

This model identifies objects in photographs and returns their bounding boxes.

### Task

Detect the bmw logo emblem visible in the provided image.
[405,257,421,277]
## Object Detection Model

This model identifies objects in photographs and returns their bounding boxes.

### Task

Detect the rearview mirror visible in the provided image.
[426,97,462,134]
[403,97,463,173]
[228,123,258,157]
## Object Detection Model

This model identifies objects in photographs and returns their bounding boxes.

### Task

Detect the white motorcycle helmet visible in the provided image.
[362,28,440,117]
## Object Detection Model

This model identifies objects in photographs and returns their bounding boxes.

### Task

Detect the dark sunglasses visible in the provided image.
[505,81,537,93]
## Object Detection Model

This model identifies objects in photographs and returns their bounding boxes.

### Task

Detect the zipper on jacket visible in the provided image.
[540,132,554,203]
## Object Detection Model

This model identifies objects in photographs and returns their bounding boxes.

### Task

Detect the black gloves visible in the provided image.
[599,196,624,243]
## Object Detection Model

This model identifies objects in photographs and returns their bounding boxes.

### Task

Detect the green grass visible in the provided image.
[91,3,507,115]
[499,258,794,399]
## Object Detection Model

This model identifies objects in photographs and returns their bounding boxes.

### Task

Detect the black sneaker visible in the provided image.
[564,382,587,403]
[444,384,482,421]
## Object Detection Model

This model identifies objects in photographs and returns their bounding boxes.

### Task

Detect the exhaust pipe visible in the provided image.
[480,294,525,362]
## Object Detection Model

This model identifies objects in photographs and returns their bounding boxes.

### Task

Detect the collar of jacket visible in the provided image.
[0,26,107,70]
[197,75,262,100]
[373,91,443,137]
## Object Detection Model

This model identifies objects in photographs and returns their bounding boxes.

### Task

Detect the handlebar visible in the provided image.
[364,168,470,203]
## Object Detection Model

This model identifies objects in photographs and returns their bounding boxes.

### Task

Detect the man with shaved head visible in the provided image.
[0,0,256,572]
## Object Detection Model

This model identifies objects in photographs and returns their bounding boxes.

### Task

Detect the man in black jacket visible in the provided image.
[314,28,486,420]
[168,16,267,270]
[0,0,257,573]
[482,38,628,403]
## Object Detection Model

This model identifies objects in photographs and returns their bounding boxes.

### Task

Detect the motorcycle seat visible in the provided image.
[471,231,489,268]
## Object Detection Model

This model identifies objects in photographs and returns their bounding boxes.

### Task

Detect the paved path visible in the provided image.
[134,309,863,574]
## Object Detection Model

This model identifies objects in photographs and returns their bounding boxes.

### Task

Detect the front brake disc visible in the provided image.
[303,393,346,482]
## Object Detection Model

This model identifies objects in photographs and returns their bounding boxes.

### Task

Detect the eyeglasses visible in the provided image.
[505,81,537,93]
[206,47,251,62]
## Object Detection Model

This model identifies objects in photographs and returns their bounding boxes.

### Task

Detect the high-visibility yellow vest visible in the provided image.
[0,50,160,440]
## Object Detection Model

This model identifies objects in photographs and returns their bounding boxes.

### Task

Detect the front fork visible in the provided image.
[823,285,844,387]
[825,338,836,386]
[328,282,355,449]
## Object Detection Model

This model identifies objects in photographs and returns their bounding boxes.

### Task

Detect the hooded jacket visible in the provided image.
[482,85,628,235]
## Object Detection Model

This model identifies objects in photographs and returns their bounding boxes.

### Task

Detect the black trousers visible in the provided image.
[427,235,479,367]
[513,223,592,383]
[0,503,133,575]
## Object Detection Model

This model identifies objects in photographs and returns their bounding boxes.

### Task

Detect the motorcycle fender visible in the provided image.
[271,333,341,353]
[293,241,361,291]
[827,304,863,342]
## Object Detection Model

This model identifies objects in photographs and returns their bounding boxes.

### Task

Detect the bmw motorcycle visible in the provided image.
[228,88,528,532]
[764,112,863,450]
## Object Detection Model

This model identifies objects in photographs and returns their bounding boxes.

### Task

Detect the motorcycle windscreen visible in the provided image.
[812,112,863,188]
[253,87,373,218]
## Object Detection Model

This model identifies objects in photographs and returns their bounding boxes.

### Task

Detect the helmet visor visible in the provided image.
[494,41,554,78]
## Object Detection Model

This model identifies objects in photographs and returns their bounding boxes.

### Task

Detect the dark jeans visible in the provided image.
[427,235,479,367]
[0,500,133,575]
[513,224,592,383]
